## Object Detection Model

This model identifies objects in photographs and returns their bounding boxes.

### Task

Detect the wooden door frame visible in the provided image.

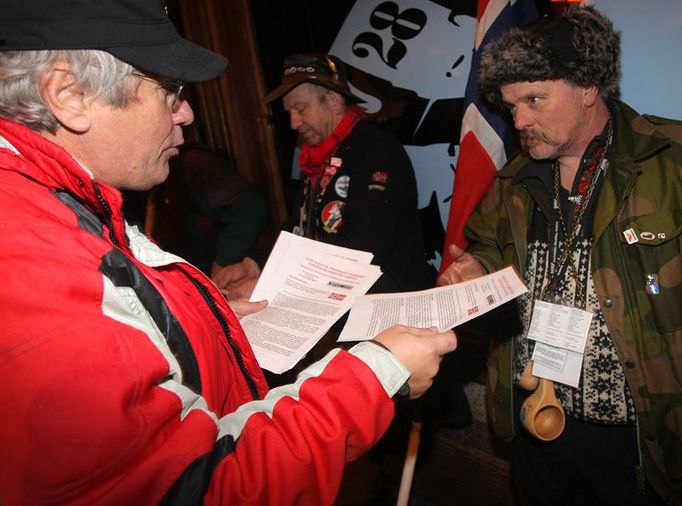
[177,0,287,229]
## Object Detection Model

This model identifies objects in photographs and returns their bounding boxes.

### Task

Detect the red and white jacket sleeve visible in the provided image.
[203,342,409,505]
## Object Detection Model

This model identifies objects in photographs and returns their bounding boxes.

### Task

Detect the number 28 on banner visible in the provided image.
[352,2,427,69]
[330,0,476,102]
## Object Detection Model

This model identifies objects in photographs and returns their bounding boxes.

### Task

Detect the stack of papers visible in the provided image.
[240,232,381,373]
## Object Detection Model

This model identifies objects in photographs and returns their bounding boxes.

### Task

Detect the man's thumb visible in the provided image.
[448,243,466,260]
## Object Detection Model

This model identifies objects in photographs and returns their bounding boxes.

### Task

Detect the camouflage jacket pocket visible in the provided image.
[619,209,682,333]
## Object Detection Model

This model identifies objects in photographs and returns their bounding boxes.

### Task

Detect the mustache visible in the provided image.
[520,129,549,144]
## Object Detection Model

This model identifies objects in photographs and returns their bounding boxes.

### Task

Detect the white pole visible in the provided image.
[396,420,423,506]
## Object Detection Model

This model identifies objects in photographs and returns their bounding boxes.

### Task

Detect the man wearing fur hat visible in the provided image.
[438,5,680,505]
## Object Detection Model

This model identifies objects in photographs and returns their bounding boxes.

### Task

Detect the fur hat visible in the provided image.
[480,5,621,105]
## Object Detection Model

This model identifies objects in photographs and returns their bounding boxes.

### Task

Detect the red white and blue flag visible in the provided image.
[441,0,539,271]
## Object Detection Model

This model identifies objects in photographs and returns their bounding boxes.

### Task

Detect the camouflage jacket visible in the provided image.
[464,99,681,503]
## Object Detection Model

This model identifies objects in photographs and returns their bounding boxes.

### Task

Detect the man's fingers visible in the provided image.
[389,325,457,355]
[431,329,457,355]
[436,271,455,287]
[404,326,440,337]
[229,299,268,319]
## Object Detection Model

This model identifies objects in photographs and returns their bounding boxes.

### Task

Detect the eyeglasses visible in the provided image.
[130,73,185,113]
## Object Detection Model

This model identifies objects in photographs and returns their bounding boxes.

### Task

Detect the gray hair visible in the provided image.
[480,5,621,106]
[0,50,136,133]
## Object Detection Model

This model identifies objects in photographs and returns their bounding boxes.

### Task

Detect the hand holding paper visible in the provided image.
[339,266,528,342]
[375,325,457,399]
[212,257,261,300]
[436,244,486,286]
[240,232,381,373]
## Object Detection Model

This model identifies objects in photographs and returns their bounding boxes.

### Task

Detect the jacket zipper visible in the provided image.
[93,182,120,247]
[182,272,261,401]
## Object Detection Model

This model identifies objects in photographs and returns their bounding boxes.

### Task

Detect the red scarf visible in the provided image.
[298,105,365,182]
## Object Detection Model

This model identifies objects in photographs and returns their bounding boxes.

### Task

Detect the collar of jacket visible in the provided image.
[0,118,127,246]
[493,98,679,258]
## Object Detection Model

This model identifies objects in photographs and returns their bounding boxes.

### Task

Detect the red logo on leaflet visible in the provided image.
[371,171,388,184]
[328,293,346,301]
[467,306,479,316]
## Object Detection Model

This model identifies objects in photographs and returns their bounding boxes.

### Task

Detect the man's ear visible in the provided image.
[328,90,346,114]
[582,85,599,107]
[41,63,92,133]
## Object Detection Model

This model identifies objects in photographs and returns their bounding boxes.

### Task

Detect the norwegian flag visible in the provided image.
[441,0,539,271]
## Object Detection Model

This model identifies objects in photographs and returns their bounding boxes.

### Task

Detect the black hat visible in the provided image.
[264,53,364,104]
[0,0,227,83]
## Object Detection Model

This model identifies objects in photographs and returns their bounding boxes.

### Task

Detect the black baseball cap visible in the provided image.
[264,53,364,104]
[0,0,227,83]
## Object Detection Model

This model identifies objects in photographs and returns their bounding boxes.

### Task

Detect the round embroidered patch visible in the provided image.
[335,175,350,198]
[321,200,345,233]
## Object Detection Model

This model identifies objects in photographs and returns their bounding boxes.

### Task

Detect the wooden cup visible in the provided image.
[519,378,565,441]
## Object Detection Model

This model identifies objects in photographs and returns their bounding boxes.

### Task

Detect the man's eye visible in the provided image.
[528,96,540,105]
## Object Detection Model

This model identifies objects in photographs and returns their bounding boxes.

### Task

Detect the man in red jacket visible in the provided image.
[0,1,456,505]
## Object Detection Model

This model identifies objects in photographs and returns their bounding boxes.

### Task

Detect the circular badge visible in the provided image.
[335,175,350,199]
[321,200,345,233]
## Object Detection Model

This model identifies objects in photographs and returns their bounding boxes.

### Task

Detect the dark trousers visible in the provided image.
[511,395,665,506]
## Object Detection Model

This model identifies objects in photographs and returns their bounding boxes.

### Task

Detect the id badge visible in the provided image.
[526,300,593,387]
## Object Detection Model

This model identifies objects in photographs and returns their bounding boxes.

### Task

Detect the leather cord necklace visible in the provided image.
[541,119,613,308]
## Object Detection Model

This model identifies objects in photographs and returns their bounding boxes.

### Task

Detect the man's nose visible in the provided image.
[289,111,302,130]
[173,99,194,126]
[513,107,531,131]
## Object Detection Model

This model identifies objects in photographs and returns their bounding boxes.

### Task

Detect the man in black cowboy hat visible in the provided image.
[0,2,457,504]
[438,5,681,505]
[212,53,435,303]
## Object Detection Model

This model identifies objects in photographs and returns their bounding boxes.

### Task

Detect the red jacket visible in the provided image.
[0,119,405,505]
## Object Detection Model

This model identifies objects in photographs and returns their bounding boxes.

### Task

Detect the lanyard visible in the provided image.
[541,120,613,307]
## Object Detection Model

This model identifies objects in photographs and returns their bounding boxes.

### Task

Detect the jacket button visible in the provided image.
[603,298,614,308]
[646,433,657,442]
[625,360,636,369]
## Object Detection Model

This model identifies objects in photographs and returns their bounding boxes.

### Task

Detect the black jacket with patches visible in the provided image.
[289,120,434,293]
